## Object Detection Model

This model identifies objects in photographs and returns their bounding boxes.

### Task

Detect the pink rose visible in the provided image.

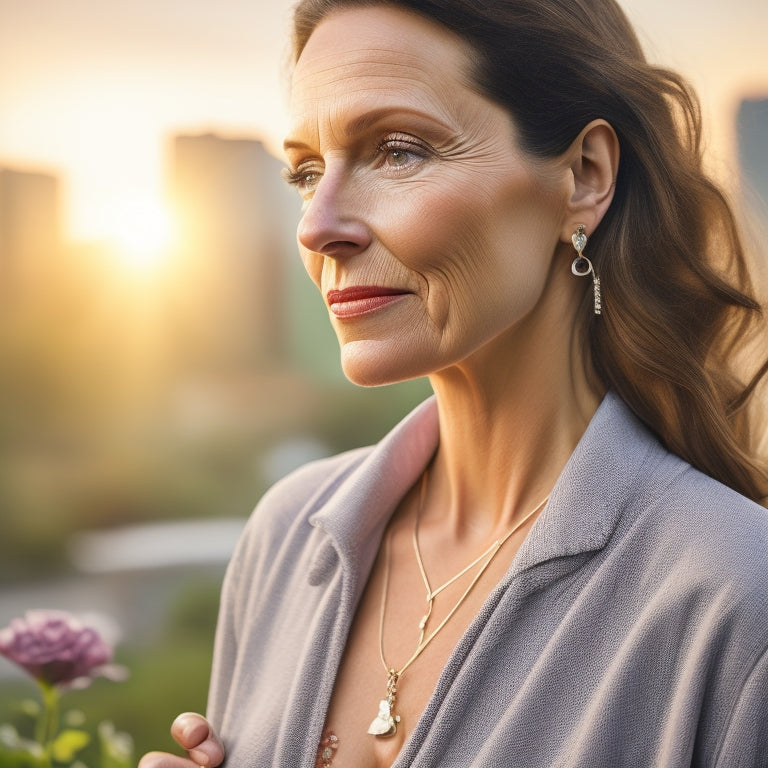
[0,610,115,688]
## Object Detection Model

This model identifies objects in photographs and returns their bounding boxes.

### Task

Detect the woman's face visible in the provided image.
[285,5,572,386]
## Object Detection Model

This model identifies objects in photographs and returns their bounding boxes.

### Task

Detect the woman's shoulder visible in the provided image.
[642,459,768,591]
[599,393,767,568]
[662,462,768,535]
[564,392,767,589]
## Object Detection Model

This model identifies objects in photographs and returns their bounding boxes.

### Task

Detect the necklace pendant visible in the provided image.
[367,670,401,738]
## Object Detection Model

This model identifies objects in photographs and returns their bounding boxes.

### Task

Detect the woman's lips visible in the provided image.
[326,286,409,318]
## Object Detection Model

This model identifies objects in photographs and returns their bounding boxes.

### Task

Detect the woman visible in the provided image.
[140,0,768,765]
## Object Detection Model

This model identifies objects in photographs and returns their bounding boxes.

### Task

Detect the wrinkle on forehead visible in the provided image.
[288,82,465,147]
[292,44,472,95]
[292,46,469,89]
[288,8,480,147]
[294,5,475,77]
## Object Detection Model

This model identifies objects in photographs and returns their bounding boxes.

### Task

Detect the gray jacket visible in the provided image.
[207,392,768,766]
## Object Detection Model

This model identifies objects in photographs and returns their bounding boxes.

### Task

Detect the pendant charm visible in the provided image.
[367,670,401,738]
[367,698,399,737]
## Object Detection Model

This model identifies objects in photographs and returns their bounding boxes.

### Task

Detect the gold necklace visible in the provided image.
[367,474,549,738]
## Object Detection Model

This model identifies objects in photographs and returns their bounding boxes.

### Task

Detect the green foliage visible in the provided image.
[0,725,46,768]
[50,731,90,764]
[96,723,132,768]
[0,680,133,768]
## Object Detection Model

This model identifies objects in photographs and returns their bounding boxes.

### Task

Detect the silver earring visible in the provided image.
[571,225,602,315]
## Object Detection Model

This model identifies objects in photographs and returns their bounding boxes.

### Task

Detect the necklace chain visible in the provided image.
[367,470,550,738]
[412,472,508,647]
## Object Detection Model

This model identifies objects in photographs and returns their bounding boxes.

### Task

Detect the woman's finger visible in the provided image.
[171,712,225,767]
[137,751,200,768]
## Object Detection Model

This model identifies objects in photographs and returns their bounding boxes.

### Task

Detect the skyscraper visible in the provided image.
[737,98,768,215]
[0,167,61,313]
[170,134,299,372]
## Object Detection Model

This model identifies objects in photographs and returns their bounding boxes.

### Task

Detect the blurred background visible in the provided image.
[0,0,766,757]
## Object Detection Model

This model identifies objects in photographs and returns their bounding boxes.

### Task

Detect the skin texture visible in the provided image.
[140,6,619,767]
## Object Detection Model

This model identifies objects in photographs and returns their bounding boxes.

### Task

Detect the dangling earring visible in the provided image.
[571,225,602,315]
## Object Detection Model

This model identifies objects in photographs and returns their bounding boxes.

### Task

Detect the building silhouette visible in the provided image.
[737,98,768,216]
[170,134,300,373]
[0,167,61,314]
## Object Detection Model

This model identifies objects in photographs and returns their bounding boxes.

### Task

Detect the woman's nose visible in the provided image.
[296,173,372,257]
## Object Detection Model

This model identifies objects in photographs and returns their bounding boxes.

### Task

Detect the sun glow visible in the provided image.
[106,195,177,270]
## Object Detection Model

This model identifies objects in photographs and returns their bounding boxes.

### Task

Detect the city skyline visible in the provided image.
[1,0,767,253]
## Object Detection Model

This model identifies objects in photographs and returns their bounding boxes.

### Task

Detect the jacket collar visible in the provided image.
[514,390,670,575]
[310,391,669,577]
[309,396,438,572]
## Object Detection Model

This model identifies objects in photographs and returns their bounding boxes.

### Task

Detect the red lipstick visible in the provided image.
[326,286,409,318]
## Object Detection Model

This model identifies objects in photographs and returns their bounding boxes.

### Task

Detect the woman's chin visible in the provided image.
[339,340,429,388]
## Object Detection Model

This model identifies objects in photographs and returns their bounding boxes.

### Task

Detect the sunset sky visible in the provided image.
[1,0,767,249]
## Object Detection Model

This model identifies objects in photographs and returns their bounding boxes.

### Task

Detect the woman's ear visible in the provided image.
[562,119,620,238]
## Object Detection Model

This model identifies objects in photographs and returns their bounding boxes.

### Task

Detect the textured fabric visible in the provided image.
[206,392,768,767]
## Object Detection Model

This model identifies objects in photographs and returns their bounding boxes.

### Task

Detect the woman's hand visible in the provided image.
[138,713,225,768]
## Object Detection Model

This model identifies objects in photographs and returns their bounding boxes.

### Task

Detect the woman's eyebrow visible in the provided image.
[283,137,312,153]
[284,106,456,152]
[343,106,452,135]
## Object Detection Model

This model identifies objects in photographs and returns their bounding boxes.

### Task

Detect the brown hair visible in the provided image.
[291,0,768,501]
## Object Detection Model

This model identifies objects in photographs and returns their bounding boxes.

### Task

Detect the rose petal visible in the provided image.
[0,610,117,687]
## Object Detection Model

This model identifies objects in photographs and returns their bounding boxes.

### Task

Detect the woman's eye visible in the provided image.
[282,165,323,197]
[386,148,411,167]
[378,137,430,172]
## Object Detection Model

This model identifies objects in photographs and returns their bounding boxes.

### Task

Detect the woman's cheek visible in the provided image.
[300,249,323,290]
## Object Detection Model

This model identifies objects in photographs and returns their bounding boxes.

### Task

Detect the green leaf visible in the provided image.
[51,730,90,763]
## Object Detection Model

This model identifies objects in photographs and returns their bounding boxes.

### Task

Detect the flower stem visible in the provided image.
[36,681,60,766]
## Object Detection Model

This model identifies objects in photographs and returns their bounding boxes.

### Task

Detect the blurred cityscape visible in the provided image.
[0,130,433,580]
[0,97,766,747]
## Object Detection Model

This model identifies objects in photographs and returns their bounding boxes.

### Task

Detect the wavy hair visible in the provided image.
[291,0,768,501]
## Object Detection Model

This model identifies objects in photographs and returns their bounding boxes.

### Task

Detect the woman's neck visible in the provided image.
[425,316,601,542]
